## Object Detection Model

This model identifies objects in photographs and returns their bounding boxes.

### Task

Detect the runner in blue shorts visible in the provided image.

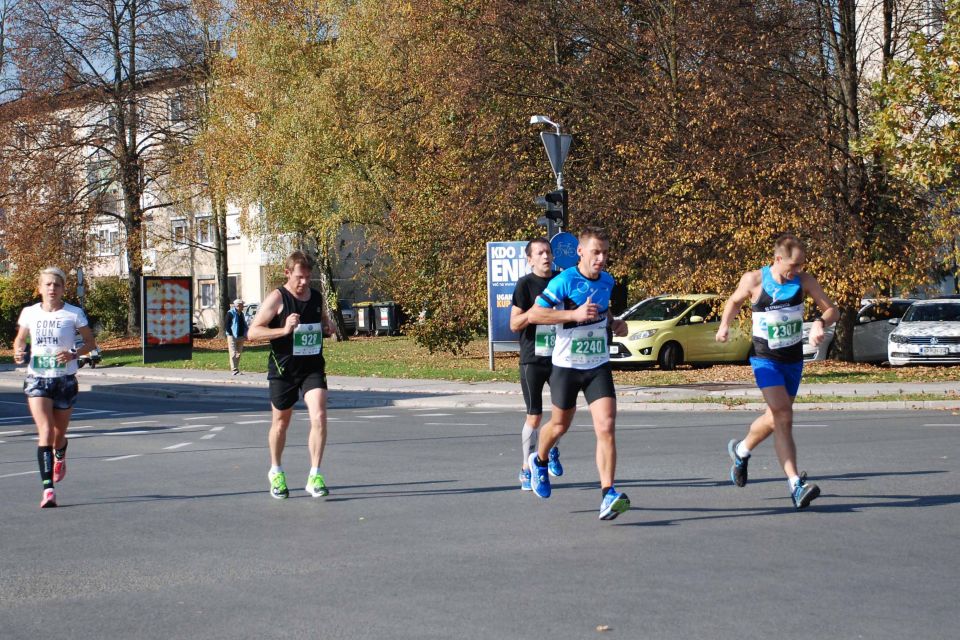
[716,234,839,509]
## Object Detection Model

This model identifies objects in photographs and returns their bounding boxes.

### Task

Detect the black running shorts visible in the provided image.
[23,375,79,410]
[549,363,616,410]
[519,361,552,416]
[269,371,328,411]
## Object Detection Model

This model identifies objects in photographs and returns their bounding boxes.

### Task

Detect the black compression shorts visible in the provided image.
[519,361,552,415]
[269,371,328,410]
[549,363,616,410]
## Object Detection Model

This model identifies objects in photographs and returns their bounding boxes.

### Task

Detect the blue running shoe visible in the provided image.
[599,488,630,520]
[547,446,563,477]
[527,452,551,499]
[728,439,749,487]
[791,472,820,510]
[519,467,532,491]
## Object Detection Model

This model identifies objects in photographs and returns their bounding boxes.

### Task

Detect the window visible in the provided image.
[169,91,193,123]
[172,218,188,246]
[92,228,120,256]
[86,160,112,194]
[199,281,216,308]
[196,216,213,245]
[226,214,241,241]
[227,275,239,301]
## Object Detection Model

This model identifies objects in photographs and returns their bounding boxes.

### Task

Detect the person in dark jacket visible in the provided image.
[225,299,249,375]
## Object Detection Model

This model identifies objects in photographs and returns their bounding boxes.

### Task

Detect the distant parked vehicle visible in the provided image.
[802,298,915,362]
[609,294,751,370]
[888,298,960,366]
[338,299,356,333]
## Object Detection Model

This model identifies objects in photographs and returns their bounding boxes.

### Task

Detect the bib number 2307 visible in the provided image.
[766,319,802,349]
[293,323,323,356]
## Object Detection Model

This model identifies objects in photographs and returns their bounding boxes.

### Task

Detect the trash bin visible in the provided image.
[354,302,374,335]
[373,301,399,336]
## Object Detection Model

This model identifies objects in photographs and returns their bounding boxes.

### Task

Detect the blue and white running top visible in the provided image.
[536,267,615,370]
[751,266,805,363]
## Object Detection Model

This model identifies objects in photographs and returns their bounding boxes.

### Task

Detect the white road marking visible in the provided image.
[163,442,192,450]
[105,454,142,462]
[240,414,264,418]
[424,422,487,426]
[0,430,24,436]
[171,424,209,430]
[64,434,90,439]
[184,416,217,421]
[121,420,158,425]
[0,416,31,423]
[357,415,394,419]
[413,413,452,417]
[923,423,960,427]
[0,470,38,479]
[236,419,270,424]
[210,426,224,432]
[70,425,95,430]
[107,430,150,436]
[200,434,216,440]
[795,424,830,428]
[467,411,500,414]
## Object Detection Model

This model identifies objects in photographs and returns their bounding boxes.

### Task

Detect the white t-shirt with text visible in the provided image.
[17,302,88,378]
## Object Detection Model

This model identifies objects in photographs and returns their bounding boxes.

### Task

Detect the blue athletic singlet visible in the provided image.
[751,266,804,363]
[536,267,615,370]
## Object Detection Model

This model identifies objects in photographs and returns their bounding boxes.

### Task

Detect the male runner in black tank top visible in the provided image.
[248,251,336,499]
[716,234,839,509]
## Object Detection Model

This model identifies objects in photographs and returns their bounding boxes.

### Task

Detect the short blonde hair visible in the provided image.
[38,267,66,286]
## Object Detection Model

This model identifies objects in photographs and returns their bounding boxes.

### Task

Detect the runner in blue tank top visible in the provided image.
[716,234,839,509]
[526,226,631,521]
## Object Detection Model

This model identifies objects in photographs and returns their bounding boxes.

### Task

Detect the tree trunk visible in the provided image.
[213,197,229,338]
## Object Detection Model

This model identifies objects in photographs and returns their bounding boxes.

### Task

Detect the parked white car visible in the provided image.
[888,298,960,366]
[802,298,915,362]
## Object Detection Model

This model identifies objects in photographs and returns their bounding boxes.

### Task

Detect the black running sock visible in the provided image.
[534,456,547,468]
[37,446,54,488]
[55,440,68,460]
[602,486,612,498]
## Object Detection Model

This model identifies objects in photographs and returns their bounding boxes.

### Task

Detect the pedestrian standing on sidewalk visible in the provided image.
[225,299,248,375]
[510,238,564,491]
[248,251,336,499]
[13,267,98,508]
[716,233,839,509]
[526,226,631,520]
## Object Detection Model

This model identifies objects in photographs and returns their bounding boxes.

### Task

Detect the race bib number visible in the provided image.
[534,324,556,357]
[31,353,65,372]
[766,318,802,349]
[570,328,607,365]
[293,323,323,356]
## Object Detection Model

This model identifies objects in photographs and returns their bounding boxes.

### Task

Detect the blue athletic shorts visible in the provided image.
[749,357,803,397]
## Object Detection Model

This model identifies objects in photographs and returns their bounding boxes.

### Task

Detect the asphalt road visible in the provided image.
[1,390,958,639]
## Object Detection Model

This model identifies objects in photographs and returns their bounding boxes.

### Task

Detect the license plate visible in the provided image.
[609,344,620,354]
[920,346,948,356]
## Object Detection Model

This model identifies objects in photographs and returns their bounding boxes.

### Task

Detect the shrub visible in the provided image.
[85,277,130,338]
[0,276,36,347]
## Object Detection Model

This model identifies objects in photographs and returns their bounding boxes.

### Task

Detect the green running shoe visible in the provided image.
[306,473,329,497]
[268,470,289,499]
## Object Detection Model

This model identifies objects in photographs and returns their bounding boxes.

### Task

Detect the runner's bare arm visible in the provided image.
[247,290,296,340]
[13,325,29,364]
[801,273,840,347]
[528,297,598,325]
[509,305,530,332]
[72,325,98,358]
[716,271,759,342]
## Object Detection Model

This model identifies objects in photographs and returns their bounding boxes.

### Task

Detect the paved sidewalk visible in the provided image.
[0,364,957,411]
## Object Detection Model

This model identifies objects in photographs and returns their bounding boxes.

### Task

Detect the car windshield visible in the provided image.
[621,298,693,322]
[902,303,960,322]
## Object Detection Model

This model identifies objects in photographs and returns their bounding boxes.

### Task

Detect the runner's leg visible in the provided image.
[303,387,328,469]
[588,396,617,489]
[759,385,799,479]
[269,406,293,467]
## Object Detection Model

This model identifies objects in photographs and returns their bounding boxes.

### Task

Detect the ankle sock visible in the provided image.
[736,441,751,458]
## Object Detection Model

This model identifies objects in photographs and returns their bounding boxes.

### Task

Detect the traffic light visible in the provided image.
[535,188,567,236]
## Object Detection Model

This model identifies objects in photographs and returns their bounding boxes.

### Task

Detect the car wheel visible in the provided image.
[658,342,683,371]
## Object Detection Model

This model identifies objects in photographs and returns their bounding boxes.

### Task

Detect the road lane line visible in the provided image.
[357,415,395,419]
[184,416,217,421]
[236,419,270,424]
[0,430,24,435]
[923,423,960,427]
[105,454,142,462]
[210,426,224,432]
[121,420,158,425]
[0,470,38,478]
[171,424,209,430]
[163,442,192,450]
[200,434,217,440]
[424,422,487,426]
[413,413,452,417]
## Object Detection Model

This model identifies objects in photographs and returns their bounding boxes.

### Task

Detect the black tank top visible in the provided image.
[267,287,326,379]
[751,267,805,363]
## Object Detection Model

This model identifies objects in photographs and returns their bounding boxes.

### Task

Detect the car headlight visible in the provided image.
[889,333,909,344]
[628,329,658,341]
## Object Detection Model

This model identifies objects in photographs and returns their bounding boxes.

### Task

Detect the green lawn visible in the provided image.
[3,335,958,385]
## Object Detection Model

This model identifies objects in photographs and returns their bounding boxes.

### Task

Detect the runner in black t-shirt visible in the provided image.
[248,251,336,500]
[509,238,563,490]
